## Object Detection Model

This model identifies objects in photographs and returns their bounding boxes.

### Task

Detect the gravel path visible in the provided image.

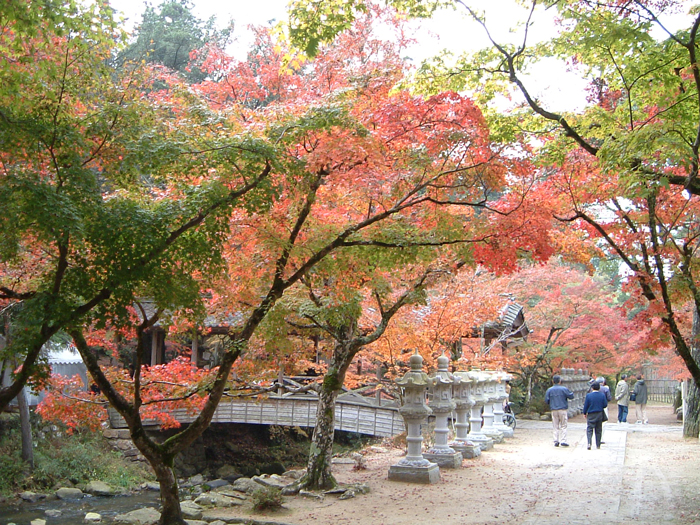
[240,404,700,525]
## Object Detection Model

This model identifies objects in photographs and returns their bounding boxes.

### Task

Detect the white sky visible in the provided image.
[111,0,695,113]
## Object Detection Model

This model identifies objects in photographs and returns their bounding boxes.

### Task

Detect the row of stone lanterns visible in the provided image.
[388,352,514,484]
[559,368,590,416]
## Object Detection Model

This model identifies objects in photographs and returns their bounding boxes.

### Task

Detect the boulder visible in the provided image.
[215,464,242,481]
[184,521,207,525]
[141,482,160,492]
[85,481,117,496]
[19,491,46,503]
[203,478,229,490]
[252,474,292,489]
[84,512,102,522]
[193,492,242,507]
[113,507,161,525]
[231,477,259,494]
[44,510,62,518]
[212,487,246,500]
[30,519,46,525]
[189,474,204,485]
[180,500,203,519]
[282,469,305,480]
[55,487,83,500]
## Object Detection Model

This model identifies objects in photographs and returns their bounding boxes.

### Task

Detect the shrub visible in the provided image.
[0,414,150,495]
[251,486,283,511]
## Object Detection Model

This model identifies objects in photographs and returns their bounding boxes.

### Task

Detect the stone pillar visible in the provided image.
[481,371,504,444]
[451,372,481,459]
[492,371,514,438]
[423,355,463,468]
[388,352,440,484]
[466,369,494,451]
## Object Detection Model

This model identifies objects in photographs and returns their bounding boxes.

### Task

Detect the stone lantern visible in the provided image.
[423,354,463,468]
[450,371,481,459]
[388,351,440,484]
[480,370,504,444]
[466,369,494,451]
[491,370,513,438]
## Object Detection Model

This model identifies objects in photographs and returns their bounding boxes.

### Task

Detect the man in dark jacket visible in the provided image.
[583,381,608,450]
[545,375,574,447]
[633,375,649,424]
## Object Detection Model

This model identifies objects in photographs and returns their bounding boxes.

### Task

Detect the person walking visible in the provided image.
[615,374,630,423]
[583,381,608,450]
[633,374,648,424]
[545,375,574,447]
[596,376,612,441]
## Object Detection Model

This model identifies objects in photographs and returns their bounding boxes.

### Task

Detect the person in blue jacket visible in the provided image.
[544,375,575,447]
[583,381,608,450]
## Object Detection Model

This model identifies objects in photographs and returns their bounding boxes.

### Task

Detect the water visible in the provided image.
[0,491,161,525]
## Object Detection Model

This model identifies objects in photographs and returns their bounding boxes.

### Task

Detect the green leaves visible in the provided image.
[289,0,368,56]
[115,0,232,83]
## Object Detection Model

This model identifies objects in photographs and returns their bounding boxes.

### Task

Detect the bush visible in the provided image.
[251,486,283,511]
[0,449,26,494]
[0,414,150,495]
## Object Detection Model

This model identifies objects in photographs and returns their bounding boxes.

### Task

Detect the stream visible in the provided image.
[0,491,161,525]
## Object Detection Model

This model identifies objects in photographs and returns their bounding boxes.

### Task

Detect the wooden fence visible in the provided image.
[646,379,680,404]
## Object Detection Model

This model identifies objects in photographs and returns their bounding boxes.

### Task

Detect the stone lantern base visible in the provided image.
[467,434,494,451]
[482,427,505,444]
[450,441,481,459]
[422,449,463,468]
[388,460,440,484]
[496,426,514,438]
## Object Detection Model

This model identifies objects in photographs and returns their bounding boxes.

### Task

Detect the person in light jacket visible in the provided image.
[633,375,648,424]
[545,375,574,447]
[615,374,630,423]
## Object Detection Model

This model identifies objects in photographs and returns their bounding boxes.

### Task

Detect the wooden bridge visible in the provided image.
[108,382,405,438]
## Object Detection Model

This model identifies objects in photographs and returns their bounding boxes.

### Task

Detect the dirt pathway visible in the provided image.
[238,404,700,525]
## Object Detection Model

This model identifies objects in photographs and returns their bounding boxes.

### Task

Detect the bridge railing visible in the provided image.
[107,380,405,437]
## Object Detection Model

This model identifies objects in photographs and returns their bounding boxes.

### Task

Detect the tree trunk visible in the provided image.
[305,380,340,490]
[684,310,700,438]
[303,345,354,491]
[154,461,185,525]
[134,434,186,525]
[525,372,533,411]
[17,387,34,470]
[684,380,700,438]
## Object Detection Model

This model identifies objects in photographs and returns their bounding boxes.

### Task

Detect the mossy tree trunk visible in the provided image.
[298,275,431,491]
[304,344,354,490]
[17,386,34,470]
[684,311,700,438]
